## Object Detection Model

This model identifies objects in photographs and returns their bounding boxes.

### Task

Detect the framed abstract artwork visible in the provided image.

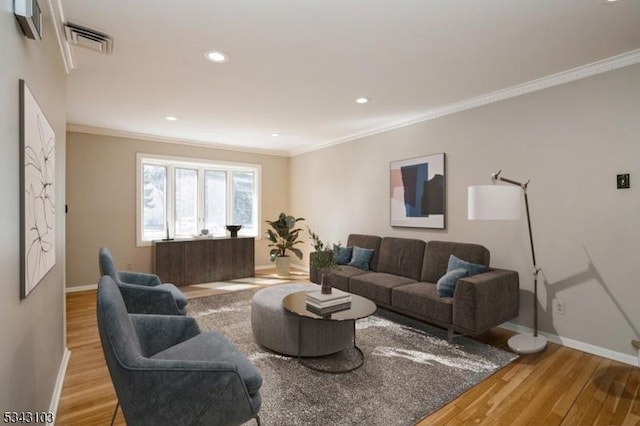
[20,79,56,298]
[390,153,445,229]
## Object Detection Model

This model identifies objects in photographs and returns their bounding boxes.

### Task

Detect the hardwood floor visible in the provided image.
[419,331,640,425]
[57,272,639,425]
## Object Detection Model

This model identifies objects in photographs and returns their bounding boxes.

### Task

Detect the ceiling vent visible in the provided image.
[64,22,113,54]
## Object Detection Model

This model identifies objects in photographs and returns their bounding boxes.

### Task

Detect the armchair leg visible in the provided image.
[255,415,261,426]
[110,400,120,426]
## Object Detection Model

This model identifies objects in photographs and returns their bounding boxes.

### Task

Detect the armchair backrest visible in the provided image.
[99,247,119,281]
[97,275,143,367]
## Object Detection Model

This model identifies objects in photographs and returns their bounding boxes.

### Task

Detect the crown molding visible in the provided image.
[66,124,291,157]
[47,0,74,74]
[289,49,640,157]
[66,49,640,158]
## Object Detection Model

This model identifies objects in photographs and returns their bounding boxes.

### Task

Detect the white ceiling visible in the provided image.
[59,0,640,156]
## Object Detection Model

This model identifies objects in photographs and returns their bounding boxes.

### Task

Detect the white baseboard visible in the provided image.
[66,284,97,293]
[500,322,638,367]
[255,264,309,272]
[67,264,310,292]
[49,348,71,426]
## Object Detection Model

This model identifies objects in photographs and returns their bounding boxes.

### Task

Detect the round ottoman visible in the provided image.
[251,283,354,357]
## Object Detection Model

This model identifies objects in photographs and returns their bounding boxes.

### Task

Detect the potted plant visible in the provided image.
[308,228,341,294]
[265,212,305,276]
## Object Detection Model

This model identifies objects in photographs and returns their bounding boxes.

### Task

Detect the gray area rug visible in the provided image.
[189,288,517,426]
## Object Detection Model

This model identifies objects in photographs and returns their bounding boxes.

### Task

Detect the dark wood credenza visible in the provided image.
[153,237,255,286]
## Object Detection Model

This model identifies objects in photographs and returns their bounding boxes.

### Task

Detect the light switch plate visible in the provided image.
[617,174,630,189]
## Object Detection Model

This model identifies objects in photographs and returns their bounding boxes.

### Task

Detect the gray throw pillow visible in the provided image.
[436,268,469,297]
[334,246,353,265]
[348,246,374,270]
[447,254,487,276]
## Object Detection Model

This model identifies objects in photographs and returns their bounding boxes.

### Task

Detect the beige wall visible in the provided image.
[66,132,289,287]
[290,64,640,361]
[0,1,67,413]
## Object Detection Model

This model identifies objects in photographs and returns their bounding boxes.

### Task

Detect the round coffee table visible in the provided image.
[282,290,376,374]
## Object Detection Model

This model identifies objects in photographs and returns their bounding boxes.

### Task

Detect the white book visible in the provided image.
[305,297,352,309]
[306,302,352,315]
[305,296,352,308]
[306,289,352,304]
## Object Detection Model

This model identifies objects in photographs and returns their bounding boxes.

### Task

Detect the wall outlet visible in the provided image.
[553,299,566,316]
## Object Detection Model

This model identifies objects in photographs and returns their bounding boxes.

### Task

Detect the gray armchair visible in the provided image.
[97,275,263,426]
[99,247,187,315]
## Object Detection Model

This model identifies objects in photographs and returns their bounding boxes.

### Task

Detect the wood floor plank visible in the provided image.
[58,271,639,425]
[469,346,561,424]
[597,364,637,425]
[611,366,639,425]
[629,368,640,421]
[561,357,613,425]
[546,351,600,423]
[510,346,583,424]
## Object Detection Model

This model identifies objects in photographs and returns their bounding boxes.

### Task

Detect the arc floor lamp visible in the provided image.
[468,170,547,354]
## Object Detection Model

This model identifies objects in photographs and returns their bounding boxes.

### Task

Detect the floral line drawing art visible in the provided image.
[20,80,56,298]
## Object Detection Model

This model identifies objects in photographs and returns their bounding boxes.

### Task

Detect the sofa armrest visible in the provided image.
[452,268,519,334]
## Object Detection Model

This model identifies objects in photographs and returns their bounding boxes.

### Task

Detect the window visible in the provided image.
[137,154,261,245]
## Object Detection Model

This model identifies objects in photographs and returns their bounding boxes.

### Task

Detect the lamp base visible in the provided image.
[507,333,547,354]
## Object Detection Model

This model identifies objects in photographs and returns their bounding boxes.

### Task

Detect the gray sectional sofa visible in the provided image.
[310,234,519,340]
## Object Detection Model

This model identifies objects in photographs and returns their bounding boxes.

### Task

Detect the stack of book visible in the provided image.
[305,289,352,315]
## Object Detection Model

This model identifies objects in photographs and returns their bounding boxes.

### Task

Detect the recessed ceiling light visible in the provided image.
[355,97,369,104]
[271,133,280,137]
[164,116,178,121]
[601,0,621,4]
[204,50,229,63]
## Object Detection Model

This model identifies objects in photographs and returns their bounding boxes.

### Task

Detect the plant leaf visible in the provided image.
[291,247,304,260]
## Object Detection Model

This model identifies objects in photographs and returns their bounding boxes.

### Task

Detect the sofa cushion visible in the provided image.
[349,273,416,305]
[421,241,490,283]
[346,234,382,271]
[392,282,453,325]
[329,265,368,291]
[348,246,375,270]
[436,268,468,297]
[447,255,487,277]
[334,246,353,265]
[377,237,426,281]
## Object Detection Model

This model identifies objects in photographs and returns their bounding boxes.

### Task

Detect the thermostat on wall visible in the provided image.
[14,0,42,41]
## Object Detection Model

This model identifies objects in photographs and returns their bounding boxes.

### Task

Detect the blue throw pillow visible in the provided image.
[447,254,487,276]
[437,268,469,297]
[334,246,353,265]
[348,246,375,271]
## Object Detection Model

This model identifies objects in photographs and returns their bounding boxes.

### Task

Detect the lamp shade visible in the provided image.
[468,185,521,220]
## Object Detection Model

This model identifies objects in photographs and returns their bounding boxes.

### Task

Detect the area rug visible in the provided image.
[188,288,517,426]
